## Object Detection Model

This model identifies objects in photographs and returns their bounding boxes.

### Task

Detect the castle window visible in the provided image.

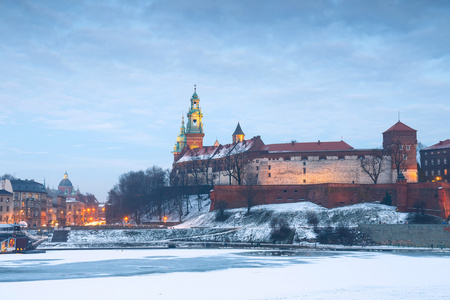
[303,161,306,166]
[193,119,197,126]
[303,179,306,183]
[283,190,287,193]
[268,173,271,178]
[6,206,9,212]
[268,165,271,170]
[406,145,410,151]
[255,160,259,163]
[399,145,403,150]
[303,168,306,174]
[256,166,259,171]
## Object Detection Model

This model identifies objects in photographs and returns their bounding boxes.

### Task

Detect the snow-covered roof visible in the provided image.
[177,139,256,162]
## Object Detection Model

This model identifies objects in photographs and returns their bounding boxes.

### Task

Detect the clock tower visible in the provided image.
[185,85,205,149]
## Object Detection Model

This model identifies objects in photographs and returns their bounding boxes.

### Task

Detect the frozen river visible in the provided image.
[1,248,450,299]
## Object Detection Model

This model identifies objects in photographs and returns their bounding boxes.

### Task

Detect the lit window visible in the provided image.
[438,170,441,176]
[444,158,447,164]
[445,169,448,175]
[432,170,435,176]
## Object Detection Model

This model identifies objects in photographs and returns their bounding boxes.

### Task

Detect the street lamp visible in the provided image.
[163,216,168,227]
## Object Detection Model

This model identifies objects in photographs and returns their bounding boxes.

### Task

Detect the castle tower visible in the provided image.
[173,116,187,162]
[383,121,418,182]
[232,122,245,143]
[185,85,205,149]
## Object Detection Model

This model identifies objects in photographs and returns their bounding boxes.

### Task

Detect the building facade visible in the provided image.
[0,189,14,223]
[420,139,450,183]
[0,179,48,227]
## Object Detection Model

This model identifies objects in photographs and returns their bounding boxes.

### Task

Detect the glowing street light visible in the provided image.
[163,216,168,226]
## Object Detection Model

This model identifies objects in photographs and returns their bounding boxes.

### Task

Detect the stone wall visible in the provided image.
[249,154,393,185]
[358,224,450,247]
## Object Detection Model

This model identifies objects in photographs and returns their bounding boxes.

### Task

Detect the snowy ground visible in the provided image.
[34,201,411,249]
[1,248,450,300]
[177,200,409,229]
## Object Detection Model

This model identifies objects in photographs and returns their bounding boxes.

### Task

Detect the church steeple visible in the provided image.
[173,115,187,161]
[185,85,205,149]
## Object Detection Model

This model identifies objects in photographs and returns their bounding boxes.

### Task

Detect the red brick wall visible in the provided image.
[210,182,450,218]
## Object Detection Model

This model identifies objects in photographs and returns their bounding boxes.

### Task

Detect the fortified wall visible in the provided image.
[210,181,450,219]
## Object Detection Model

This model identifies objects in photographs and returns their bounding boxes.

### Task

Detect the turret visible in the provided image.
[173,116,187,161]
[232,122,245,143]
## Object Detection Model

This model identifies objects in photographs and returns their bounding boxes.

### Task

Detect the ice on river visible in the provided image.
[1,248,450,299]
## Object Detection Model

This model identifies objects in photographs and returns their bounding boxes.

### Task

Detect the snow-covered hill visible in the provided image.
[37,199,410,249]
[177,200,408,229]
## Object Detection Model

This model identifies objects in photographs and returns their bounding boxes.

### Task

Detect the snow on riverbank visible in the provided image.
[178,201,408,228]
[36,201,409,249]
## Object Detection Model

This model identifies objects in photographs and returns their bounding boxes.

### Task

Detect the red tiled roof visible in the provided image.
[261,140,354,152]
[383,121,416,133]
[423,139,450,151]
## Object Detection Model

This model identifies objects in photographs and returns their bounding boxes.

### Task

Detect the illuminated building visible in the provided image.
[420,139,450,183]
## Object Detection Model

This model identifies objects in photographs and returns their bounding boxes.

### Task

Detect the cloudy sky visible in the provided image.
[1,0,449,202]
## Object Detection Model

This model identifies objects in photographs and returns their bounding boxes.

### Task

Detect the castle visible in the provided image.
[172,88,449,218]
[173,88,418,186]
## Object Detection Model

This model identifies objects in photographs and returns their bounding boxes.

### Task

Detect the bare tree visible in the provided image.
[389,140,406,177]
[241,170,258,213]
[230,152,247,185]
[360,149,387,184]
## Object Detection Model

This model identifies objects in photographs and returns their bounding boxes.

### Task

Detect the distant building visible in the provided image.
[0,179,48,227]
[172,88,418,186]
[58,171,79,196]
[420,139,450,183]
[0,189,14,224]
[66,198,85,226]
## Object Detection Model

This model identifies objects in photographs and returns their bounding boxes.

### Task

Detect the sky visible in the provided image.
[1,0,449,202]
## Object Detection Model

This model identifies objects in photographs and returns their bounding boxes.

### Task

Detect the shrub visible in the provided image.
[270,217,294,243]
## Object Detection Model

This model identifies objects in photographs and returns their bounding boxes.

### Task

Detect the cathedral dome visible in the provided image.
[58,171,73,187]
